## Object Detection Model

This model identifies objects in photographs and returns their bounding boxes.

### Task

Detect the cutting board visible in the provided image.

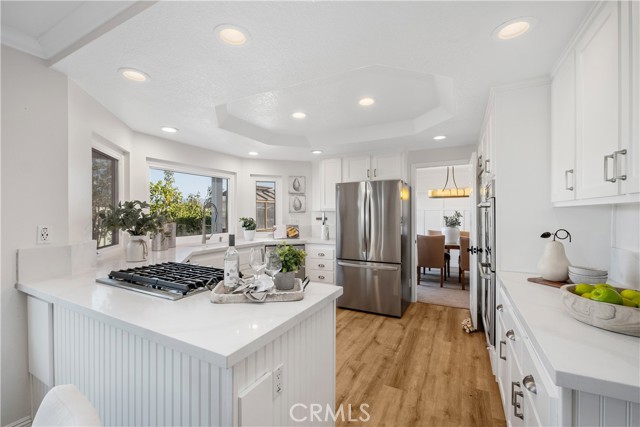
[527,277,569,289]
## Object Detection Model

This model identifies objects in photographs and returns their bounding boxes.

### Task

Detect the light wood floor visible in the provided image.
[336,303,506,427]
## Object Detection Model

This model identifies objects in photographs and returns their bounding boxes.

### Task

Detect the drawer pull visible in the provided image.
[511,381,524,420]
[523,374,537,394]
[615,149,627,181]
[496,304,503,312]
[318,264,325,268]
[499,340,507,360]
[506,329,516,341]
[604,153,616,182]
[318,253,325,257]
[318,275,325,280]
[565,169,574,191]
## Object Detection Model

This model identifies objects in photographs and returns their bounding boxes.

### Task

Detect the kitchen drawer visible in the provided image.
[520,339,559,427]
[307,269,334,284]
[306,245,335,260]
[501,299,525,365]
[306,259,334,271]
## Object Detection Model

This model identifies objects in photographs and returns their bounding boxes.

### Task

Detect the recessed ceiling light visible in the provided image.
[161,126,178,133]
[311,150,323,155]
[359,97,375,106]
[433,135,447,140]
[292,112,306,119]
[119,68,149,82]
[215,24,249,46]
[493,17,537,40]
[248,151,259,156]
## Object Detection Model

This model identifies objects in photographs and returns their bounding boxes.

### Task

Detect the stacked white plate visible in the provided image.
[568,266,608,284]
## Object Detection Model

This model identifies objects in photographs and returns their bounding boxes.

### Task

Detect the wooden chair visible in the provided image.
[426,230,450,277]
[459,236,470,290]
[417,234,446,287]
[460,231,470,238]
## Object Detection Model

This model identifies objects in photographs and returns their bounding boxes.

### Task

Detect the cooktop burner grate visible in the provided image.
[97,262,225,300]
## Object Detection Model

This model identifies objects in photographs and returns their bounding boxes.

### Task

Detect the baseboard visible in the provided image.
[4,416,31,427]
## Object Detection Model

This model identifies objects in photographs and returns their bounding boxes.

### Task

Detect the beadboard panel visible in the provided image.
[53,305,233,427]
[573,390,640,426]
[232,302,336,427]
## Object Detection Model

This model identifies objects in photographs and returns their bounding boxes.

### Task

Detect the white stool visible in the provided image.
[32,384,101,426]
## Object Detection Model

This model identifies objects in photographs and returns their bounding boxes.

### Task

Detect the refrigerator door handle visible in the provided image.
[338,261,399,271]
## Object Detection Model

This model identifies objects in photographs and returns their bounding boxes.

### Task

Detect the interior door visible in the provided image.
[469,153,480,328]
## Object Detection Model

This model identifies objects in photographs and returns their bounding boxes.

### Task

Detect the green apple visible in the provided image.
[622,298,638,307]
[631,295,640,307]
[574,284,595,295]
[581,292,592,299]
[594,283,615,289]
[590,287,623,305]
[620,289,640,300]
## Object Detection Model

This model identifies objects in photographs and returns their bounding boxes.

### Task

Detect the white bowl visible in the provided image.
[568,265,608,277]
[568,272,608,285]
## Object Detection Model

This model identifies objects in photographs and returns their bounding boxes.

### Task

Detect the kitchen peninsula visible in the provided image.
[17,240,341,427]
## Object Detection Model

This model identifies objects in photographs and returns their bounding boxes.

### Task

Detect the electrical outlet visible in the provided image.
[37,225,52,244]
[273,364,283,395]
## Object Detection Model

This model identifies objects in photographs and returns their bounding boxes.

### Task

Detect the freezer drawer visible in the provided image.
[336,260,402,317]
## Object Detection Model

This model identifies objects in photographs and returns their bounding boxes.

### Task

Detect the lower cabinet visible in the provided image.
[305,244,336,284]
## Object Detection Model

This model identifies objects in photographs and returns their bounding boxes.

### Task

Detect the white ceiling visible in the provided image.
[1,1,595,161]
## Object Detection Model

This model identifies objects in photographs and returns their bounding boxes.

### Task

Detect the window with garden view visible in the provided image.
[149,169,228,237]
[256,181,276,231]
[92,149,118,248]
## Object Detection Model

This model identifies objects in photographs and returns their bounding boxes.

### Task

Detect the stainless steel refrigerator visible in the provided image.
[336,180,411,317]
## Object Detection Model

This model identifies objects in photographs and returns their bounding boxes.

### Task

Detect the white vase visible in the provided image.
[244,229,256,241]
[537,240,571,282]
[126,235,148,262]
[442,226,460,244]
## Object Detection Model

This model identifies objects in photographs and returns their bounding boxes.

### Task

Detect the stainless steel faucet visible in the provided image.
[201,202,219,244]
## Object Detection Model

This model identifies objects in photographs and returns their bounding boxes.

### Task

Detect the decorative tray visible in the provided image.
[210,278,305,304]
[560,284,640,337]
[527,277,568,289]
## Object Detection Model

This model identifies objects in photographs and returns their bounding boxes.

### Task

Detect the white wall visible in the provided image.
[415,166,472,234]
[1,46,70,425]
[610,203,640,288]
[493,81,612,273]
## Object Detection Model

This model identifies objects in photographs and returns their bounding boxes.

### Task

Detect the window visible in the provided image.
[92,149,118,248]
[149,168,228,237]
[256,181,276,231]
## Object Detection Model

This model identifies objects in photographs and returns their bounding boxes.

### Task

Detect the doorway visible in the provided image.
[414,164,472,309]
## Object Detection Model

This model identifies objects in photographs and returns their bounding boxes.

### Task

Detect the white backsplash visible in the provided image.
[311,211,336,239]
[17,241,97,284]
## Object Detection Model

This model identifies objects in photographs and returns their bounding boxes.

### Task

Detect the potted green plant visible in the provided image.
[442,210,463,244]
[99,200,162,262]
[239,217,257,241]
[149,172,179,249]
[273,242,306,290]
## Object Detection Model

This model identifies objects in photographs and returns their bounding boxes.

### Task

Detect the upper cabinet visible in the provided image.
[477,96,495,181]
[319,158,341,211]
[342,153,404,182]
[551,1,639,205]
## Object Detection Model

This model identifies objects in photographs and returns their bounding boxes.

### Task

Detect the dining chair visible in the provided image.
[426,230,450,277]
[459,236,470,290]
[417,234,446,287]
[460,230,470,238]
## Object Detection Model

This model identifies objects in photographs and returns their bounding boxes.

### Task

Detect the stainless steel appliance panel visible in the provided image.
[336,260,402,317]
[478,179,496,347]
[336,182,368,262]
[367,180,402,263]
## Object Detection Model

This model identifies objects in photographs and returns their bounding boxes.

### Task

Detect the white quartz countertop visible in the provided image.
[498,271,640,403]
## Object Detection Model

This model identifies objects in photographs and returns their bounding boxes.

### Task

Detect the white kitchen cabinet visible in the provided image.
[342,153,403,182]
[305,244,335,284]
[551,0,639,205]
[477,96,495,180]
[319,158,341,211]
[550,53,576,202]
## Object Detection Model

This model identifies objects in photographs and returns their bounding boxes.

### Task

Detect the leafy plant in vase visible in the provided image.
[274,242,306,290]
[239,217,257,241]
[99,200,162,262]
[442,211,463,244]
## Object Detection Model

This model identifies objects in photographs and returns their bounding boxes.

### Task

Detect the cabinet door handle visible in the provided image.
[496,304,503,312]
[499,340,507,360]
[374,168,377,177]
[511,381,519,405]
[506,329,516,341]
[367,169,370,178]
[514,390,524,420]
[614,149,627,181]
[565,169,574,191]
[523,374,537,394]
[477,155,483,168]
[485,159,491,174]
[604,153,616,182]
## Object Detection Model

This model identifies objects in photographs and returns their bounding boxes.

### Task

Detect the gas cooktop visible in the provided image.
[96,262,224,301]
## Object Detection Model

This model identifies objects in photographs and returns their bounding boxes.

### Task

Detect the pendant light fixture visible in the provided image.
[428,166,472,198]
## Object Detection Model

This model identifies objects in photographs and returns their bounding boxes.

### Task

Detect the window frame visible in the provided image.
[147,159,235,244]
[251,175,283,236]
[255,180,276,232]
